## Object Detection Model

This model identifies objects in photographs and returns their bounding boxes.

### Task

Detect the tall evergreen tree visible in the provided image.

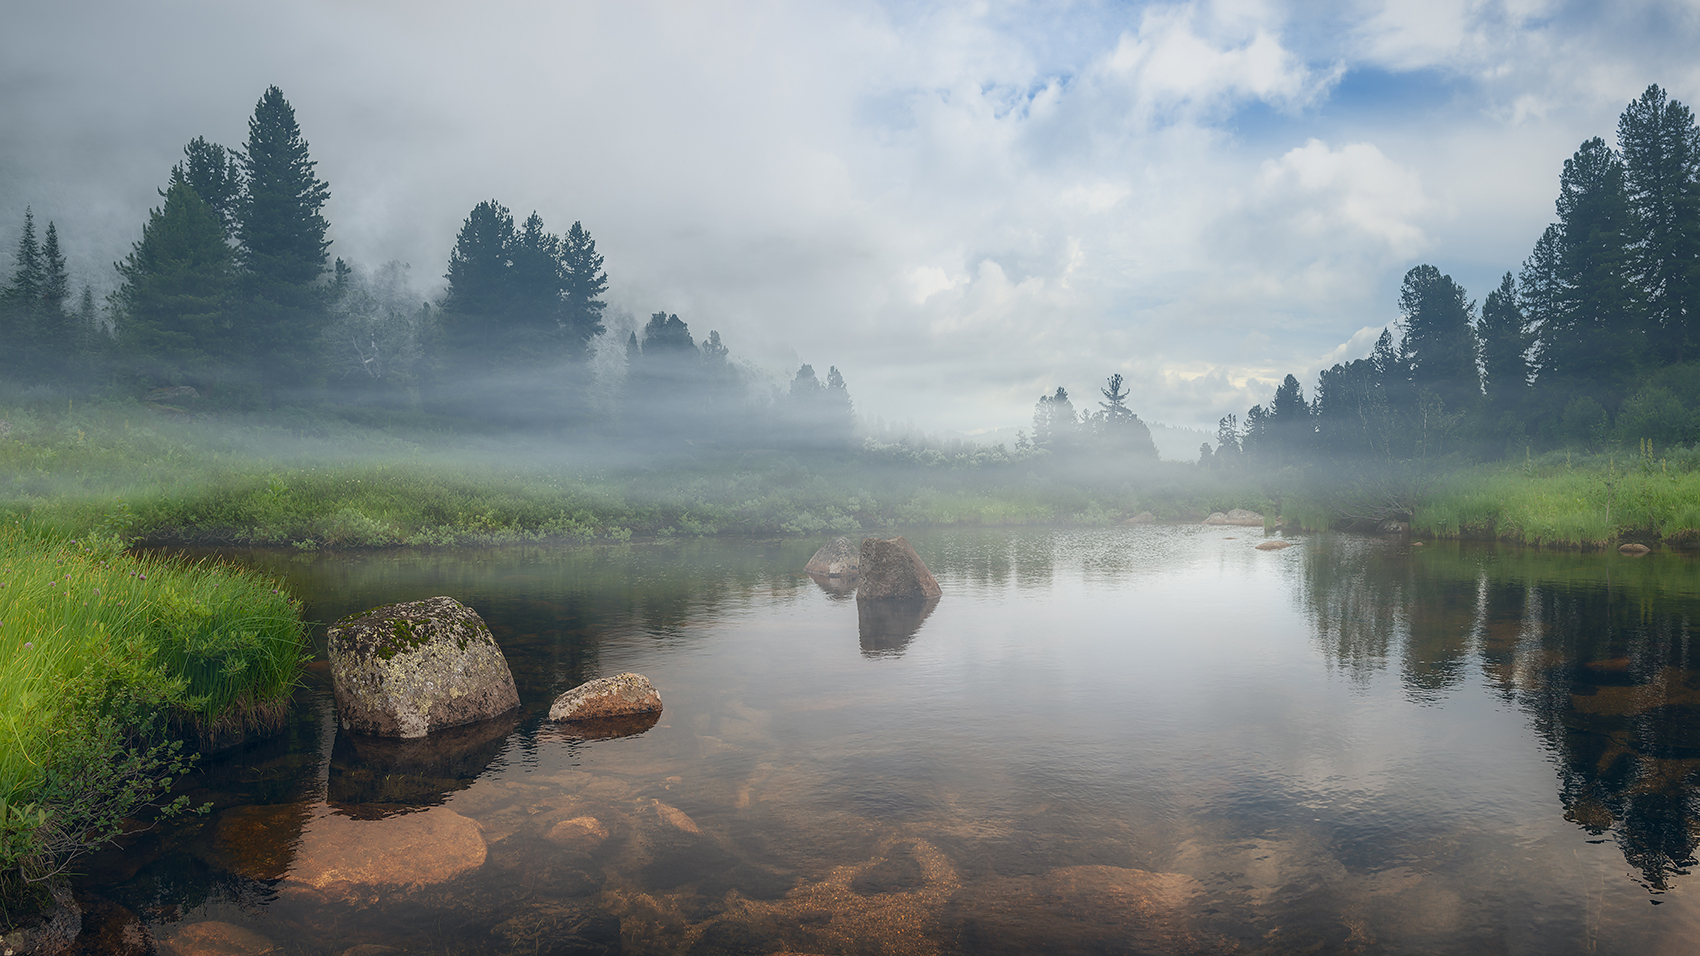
[1398,264,1479,412]
[1,209,44,375]
[112,173,237,385]
[1264,373,1312,463]
[1478,271,1531,411]
[1093,373,1158,459]
[1539,137,1640,412]
[181,136,242,241]
[237,85,332,394]
[558,221,608,357]
[1618,84,1700,363]
[507,211,563,337]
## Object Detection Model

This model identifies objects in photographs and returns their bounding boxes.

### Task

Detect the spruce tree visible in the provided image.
[558,221,608,357]
[113,173,237,386]
[1265,373,1312,463]
[1094,373,1157,459]
[0,209,43,375]
[1617,85,1700,363]
[507,211,563,339]
[236,85,332,394]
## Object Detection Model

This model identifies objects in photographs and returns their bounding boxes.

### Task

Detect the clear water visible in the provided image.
[79,528,1700,955]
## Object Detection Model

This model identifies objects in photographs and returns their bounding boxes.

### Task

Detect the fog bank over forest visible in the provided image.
[5,1,1700,436]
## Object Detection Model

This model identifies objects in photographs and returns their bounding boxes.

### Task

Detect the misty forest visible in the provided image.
[8,76,1700,956]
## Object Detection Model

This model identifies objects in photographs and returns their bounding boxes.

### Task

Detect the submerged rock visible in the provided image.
[328,596,519,739]
[290,806,487,890]
[1254,540,1293,551]
[856,537,942,601]
[1620,542,1652,555]
[549,673,663,722]
[157,920,275,956]
[805,536,860,578]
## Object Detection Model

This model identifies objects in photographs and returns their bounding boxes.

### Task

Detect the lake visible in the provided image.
[78,527,1700,955]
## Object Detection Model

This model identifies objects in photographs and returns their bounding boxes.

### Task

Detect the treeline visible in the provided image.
[1016,373,1161,464]
[0,86,856,451]
[1213,83,1700,468]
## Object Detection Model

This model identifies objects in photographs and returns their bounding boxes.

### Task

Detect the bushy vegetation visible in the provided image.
[0,518,305,921]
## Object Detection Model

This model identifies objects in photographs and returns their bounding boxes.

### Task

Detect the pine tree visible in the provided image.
[237,85,332,393]
[1539,137,1640,411]
[1617,85,1700,364]
[181,136,242,240]
[113,173,237,385]
[1264,373,1312,463]
[1094,373,1158,458]
[1478,271,1531,411]
[508,211,563,338]
[558,221,607,357]
[1398,264,1479,413]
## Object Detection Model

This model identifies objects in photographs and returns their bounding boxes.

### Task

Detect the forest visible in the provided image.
[4,84,1700,548]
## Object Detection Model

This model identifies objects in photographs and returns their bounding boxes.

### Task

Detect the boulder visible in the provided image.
[856,536,942,601]
[1122,511,1155,525]
[328,596,519,739]
[1619,542,1652,555]
[804,536,859,577]
[1377,519,1410,535]
[1253,540,1292,551]
[1201,512,1228,525]
[549,673,663,721]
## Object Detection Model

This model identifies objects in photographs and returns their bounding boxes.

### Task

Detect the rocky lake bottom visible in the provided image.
[60,527,1700,955]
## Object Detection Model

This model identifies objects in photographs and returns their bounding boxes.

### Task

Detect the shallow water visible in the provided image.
[79,528,1700,955]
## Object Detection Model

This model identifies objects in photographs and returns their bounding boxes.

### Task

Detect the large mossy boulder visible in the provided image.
[805,536,860,578]
[856,536,942,601]
[328,596,520,738]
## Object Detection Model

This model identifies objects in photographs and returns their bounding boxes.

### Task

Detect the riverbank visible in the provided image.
[0,520,306,925]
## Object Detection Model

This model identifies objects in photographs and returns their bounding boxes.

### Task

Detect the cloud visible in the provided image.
[5,0,1700,435]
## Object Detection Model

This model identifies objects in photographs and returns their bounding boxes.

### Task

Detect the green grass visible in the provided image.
[0,396,1278,546]
[0,516,307,921]
[0,520,306,805]
[1409,452,1700,548]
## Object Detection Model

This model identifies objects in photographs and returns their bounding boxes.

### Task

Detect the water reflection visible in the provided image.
[856,596,938,658]
[1301,538,1700,892]
[327,711,519,815]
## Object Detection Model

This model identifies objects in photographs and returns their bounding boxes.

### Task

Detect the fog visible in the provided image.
[3,1,1698,435]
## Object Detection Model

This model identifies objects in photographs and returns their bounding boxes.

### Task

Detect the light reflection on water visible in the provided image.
[81,528,1700,955]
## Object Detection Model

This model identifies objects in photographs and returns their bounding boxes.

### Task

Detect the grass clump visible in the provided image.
[0,518,306,924]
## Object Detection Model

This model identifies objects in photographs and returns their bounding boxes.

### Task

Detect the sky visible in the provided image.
[4,0,1700,436]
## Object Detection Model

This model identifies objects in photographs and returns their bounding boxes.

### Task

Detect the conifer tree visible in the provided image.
[237,85,332,394]
[1,209,44,374]
[1478,272,1531,411]
[182,136,242,241]
[1397,264,1479,413]
[1617,85,1700,363]
[113,173,237,385]
[1540,137,1639,410]
[558,221,607,357]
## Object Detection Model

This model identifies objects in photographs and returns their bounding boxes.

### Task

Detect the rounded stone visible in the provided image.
[549,672,663,722]
[328,596,519,738]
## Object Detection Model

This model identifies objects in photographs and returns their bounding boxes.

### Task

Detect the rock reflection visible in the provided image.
[857,597,938,658]
[328,710,519,816]
[1303,539,1700,892]
[544,710,662,741]
[808,570,856,600]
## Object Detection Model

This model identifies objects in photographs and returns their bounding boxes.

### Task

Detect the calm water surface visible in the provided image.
[84,527,1700,955]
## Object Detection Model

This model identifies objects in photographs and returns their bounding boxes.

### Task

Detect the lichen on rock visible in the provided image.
[328,596,519,738]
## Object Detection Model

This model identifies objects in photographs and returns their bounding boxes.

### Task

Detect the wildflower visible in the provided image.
[22,642,31,649]
[139,573,147,580]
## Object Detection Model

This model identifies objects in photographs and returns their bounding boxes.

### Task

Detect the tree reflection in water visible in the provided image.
[1302,538,1700,893]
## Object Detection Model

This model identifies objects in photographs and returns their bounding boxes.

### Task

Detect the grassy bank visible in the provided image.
[0,519,306,920]
[0,396,1275,546]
